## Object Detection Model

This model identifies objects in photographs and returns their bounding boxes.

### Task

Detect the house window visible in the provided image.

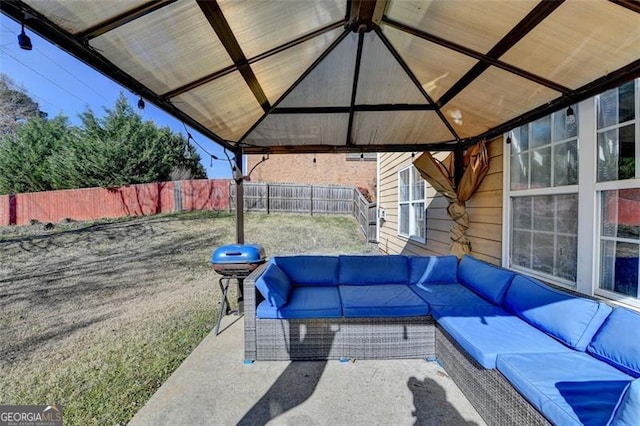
[596,80,640,302]
[505,78,640,306]
[398,165,425,241]
[507,107,579,285]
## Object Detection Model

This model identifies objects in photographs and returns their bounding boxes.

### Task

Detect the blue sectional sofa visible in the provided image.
[243,254,640,426]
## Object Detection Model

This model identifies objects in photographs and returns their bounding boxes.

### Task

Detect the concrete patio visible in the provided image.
[130,315,486,426]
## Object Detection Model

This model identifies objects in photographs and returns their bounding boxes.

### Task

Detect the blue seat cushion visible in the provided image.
[256,286,342,319]
[588,308,640,378]
[504,275,612,351]
[408,255,458,285]
[339,284,428,317]
[497,352,633,426]
[254,261,293,308]
[437,307,570,369]
[274,255,339,286]
[608,379,640,426]
[339,255,409,285]
[410,283,487,318]
[457,255,516,304]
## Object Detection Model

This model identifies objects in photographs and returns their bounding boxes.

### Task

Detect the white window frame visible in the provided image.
[398,165,426,243]
[503,109,580,288]
[503,79,640,309]
[593,79,640,308]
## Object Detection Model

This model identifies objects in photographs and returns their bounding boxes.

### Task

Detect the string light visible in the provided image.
[137,96,145,110]
[18,22,32,50]
[566,106,575,125]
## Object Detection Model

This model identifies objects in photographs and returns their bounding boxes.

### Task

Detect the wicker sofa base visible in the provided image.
[251,317,435,361]
[436,325,550,426]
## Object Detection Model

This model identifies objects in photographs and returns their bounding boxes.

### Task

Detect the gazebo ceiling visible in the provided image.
[2,0,639,154]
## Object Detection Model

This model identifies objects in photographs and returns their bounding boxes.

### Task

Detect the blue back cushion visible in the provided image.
[254,261,293,308]
[457,255,515,305]
[504,275,613,351]
[274,255,338,286]
[588,308,640,378]
[409,255,458,285]
[608,379,640,426]
[339,255,409,285]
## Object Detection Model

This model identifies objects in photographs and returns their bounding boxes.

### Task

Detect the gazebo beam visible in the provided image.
[197,1,271,113]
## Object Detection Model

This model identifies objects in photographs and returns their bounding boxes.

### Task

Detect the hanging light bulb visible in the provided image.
[183,144,192,159]
[313,154,317,164]
[137,96,145,110]
[18,22,32,50]
[566,105,575,125]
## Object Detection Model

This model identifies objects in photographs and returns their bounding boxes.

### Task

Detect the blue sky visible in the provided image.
[0,14,232,178]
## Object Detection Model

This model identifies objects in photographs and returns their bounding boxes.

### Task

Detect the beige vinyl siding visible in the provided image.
[378,137,504,265]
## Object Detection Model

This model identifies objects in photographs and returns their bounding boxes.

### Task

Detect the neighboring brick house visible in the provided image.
[246,153,377,200]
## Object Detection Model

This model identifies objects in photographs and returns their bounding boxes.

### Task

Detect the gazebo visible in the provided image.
[3,1,638,245]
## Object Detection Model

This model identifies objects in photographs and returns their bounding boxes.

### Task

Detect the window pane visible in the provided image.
[556,235,577,281]
[597,80,635,129]
[510,153,529,190]
[530,116,551,149]
[600,240,639,298]
[554,140,578,186]
[553,106,578,141]
[533,196,554,231]
[411,167,424,200]
[399,204,409,235]
[510,125,528,153]
[619,80,636,124]
[597,87,619,129]
[512,196,532,229]
[556,194,579,235]
[413,202,425,239]
[399,169,409,202]
[512,230,531,269]
[532,233,555,275]
[531,147,551,188]
[602,189,640,240]
[598,125,636,182]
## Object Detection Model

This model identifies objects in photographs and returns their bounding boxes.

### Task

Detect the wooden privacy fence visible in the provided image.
[0,179,230,226]
[231,182,377,242]
[1,180,377,242]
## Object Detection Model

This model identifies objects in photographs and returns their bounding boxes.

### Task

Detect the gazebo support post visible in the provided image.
[234,146,244,244]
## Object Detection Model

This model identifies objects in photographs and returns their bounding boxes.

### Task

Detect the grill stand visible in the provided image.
[214,275,245,336]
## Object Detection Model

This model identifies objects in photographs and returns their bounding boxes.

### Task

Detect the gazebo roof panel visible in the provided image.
[355,32,429,105]
[445,67,560,138]
[278,33,358,108]
[381,24,479,102]
[172,71,263,142]
[90,0,233,95]
[501,1,640,90]
[243,113,349,147]
[251,27,344,105]
[219,0,347,59]
[385,0,539,54]
[353,110,455,145]
[22,0,150,35]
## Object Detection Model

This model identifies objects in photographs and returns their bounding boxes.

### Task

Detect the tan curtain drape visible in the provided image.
[413,141,489,257]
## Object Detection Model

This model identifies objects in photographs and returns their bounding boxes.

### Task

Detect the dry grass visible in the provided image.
[0,211,375,425]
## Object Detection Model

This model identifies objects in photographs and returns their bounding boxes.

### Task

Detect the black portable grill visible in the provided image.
[210,244,265,335]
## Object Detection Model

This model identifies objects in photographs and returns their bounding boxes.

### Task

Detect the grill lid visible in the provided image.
[211,244,265,265]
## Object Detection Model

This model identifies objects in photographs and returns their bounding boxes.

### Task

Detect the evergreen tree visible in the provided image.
[0,93,206,194]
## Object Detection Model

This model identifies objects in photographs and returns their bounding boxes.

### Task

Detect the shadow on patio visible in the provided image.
[130,315,485,426]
